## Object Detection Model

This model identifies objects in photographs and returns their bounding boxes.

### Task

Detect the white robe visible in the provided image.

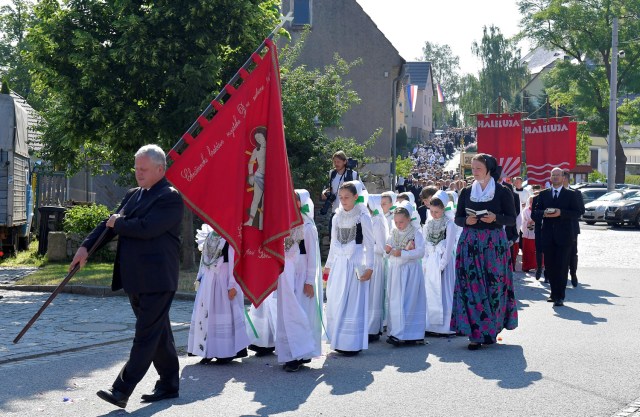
[325,210,374,351]
[247,290,277,348]
[386,229,427,341]
[276,222,322,363]
[188,245,250,358]
[423,219,457,334]
[368,213,389,335]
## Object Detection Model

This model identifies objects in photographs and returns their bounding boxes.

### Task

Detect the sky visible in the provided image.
[356,0,529,75]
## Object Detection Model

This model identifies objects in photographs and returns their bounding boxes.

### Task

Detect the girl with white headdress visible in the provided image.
[366,194,390,341]
[422,196,457,336]
[385,202,426,345]
[188,224,250,364]
[323,181,374,355]
[397,192,422,232]
[381,191,397,231]
[275,189,323,372]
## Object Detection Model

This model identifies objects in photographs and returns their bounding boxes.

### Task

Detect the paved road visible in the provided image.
[0,224,639,416]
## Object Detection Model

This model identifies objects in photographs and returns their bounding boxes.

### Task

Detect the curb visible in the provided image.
[0,284,196,301]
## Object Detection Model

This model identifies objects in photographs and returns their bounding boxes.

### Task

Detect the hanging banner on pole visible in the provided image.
[476,113,522,179]
[165,39,301,306]
[524,117,576,185]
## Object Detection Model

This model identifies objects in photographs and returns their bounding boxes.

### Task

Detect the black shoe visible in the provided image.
[553,300,564,307]
[199,357,213,364]
[571,275,578,288]
[235,348,248,359]
[368,334,380,342]
[283,359,302,372]
[301,358,311,364]
[386,336,401,346]
[97,388,129,408]
[543,278,549,284]
[535,268,542,280]
[248,344,275,356]
[467,343,481,351]
[547,296,554,302]
[335,349,361,356]
[140,387,179,403]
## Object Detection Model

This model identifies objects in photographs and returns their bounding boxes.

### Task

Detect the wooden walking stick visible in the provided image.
[13,227,110,344]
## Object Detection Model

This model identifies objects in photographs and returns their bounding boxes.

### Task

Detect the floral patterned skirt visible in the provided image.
[450,228,518,343]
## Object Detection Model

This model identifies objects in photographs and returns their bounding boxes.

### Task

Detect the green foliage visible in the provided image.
[63,204,111,234]
[589,170,606,182]
[576,123,591,165]
[625,174,640,185]
[458,73,483,126]
[395,155,414,179]
[0,0,35,99]
[0,239,46,267]
[396,126,408,155]
[421,42,461,110]
[472,25,529,113]
[1,77,8,94]
[26,0,281,181]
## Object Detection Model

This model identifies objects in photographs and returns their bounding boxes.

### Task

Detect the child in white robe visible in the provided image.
[366,194,389,341]
[275,189,323,372]
[422,197,457,336]
[323,181,374,356]
[385,203,427,345]
[381,191,396,232]
[188,224,250,364]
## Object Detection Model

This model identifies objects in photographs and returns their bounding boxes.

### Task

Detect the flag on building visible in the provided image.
[406,84,418,112]
[476,113,523,179]
[524,117,577,185]
[436,83,445,103]
[165,39,301,306]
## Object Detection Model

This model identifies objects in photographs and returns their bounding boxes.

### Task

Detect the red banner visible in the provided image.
[165,39,301,306]
[524,117,576,185]
[476,113,523,179]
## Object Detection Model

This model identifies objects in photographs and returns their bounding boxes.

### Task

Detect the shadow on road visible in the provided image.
[436,339,542,389]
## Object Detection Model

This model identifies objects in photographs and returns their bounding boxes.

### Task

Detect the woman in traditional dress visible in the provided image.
[323,181,374,356]
[275,189,323,372]
[422,197,457,337]
[451,153,518,350]
[188,224,249,364]
[366,194,389,341]
[385,204,426,346]
[520,194,538,272]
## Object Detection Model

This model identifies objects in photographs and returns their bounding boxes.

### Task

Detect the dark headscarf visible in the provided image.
[476,153,502,182]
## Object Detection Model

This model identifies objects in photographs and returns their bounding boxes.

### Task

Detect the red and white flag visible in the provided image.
[166,39,301,306]
[476,113,522,179]
[524,117,576,185]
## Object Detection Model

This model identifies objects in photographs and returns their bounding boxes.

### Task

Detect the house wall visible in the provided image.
[282,0,405,184]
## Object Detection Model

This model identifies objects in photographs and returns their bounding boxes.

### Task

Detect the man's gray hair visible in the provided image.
[135,144,166,169]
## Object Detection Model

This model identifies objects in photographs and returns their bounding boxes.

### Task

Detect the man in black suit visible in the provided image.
[532,167,581,306]
[70,144,184,408]
[530,186,545,280]
[564,171,584,287]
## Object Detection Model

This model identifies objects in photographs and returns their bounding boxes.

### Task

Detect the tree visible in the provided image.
[0,0,35,98]
[28,0,281,180]
[458,73,482,126]
[518,0,640,182]
[420,42,461,126]
[472,25,529,113]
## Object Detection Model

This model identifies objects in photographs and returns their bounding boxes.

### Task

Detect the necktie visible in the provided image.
[553,190,558,200]
[137,189,146,202]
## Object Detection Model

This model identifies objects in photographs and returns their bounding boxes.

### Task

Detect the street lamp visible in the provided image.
[607,17,618,191]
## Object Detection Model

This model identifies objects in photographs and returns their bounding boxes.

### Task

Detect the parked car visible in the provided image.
[573,182,640,190]
[582,190,640,224]
[604,196,640,228]
[578,188,609,204]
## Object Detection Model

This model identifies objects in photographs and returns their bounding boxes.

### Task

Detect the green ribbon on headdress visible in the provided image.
[301,204,310,214]
[355,195,364,204]
[390,205,397,211]
[372,209,380,216]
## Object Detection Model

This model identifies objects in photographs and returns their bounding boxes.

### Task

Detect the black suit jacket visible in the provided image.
[82,177,184,293]
[572,188,585,236]
[532,187,580,247]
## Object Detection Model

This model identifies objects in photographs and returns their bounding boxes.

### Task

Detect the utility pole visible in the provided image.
[607,17,618,191]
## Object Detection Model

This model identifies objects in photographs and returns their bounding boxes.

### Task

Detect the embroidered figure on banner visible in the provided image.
[244,126,267,230]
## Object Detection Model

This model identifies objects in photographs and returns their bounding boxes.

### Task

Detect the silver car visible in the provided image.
[582,190,640,224]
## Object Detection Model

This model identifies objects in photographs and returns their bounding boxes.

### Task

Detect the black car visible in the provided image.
[582,190,640,224]
[604,195,640,228]
[579,187,609,204]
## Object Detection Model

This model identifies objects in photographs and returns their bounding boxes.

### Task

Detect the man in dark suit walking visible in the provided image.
[564,171,584,287]
[70,144,184,408]
[532,167,580,307]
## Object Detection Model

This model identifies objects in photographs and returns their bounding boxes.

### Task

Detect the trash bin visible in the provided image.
[37,206,67,255]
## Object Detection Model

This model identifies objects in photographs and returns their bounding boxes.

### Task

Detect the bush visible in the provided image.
[589,170,606,183]
[63,204,111,234]
[625,175,640,185]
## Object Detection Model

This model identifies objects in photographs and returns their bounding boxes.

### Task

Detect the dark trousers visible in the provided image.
[113,291,179,396]
[535,232,544,270]
[569,237,578,277]
[543,244,572,302]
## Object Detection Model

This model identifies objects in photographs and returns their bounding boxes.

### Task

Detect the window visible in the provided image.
[590,149,598,169]
[293,0,312,26]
